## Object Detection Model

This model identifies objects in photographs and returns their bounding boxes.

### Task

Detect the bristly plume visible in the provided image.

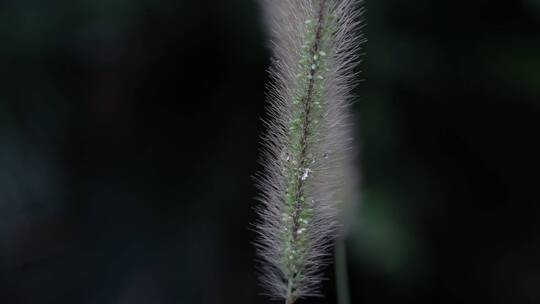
[254,0,365,303]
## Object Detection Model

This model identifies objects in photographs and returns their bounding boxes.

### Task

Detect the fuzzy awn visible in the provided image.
[255,0,364,303]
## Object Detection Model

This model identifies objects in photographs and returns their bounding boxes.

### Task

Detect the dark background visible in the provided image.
[1,0,539,303]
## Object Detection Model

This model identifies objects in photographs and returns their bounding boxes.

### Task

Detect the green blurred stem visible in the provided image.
[286,280,294,304]
[335,237,351,304]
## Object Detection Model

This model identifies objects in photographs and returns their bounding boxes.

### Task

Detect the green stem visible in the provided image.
[285,280,294,304]
[335,237,351,304]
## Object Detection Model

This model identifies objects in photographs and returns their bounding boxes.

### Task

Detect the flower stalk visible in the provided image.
[255,0,364,303]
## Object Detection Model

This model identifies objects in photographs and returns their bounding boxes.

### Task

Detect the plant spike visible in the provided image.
[255,0,365,303]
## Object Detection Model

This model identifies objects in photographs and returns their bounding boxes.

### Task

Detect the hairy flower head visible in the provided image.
[255,0,365,302]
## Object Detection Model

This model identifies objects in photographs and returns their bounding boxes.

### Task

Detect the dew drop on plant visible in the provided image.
[301,168,311,181]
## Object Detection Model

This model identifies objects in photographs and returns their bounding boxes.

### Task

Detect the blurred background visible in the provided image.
[1,0,539,303]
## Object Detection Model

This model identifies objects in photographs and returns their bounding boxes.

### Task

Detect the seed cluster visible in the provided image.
[281,2,333,293]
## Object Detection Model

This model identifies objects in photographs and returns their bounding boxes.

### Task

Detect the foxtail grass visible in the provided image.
[255,1,365,303]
